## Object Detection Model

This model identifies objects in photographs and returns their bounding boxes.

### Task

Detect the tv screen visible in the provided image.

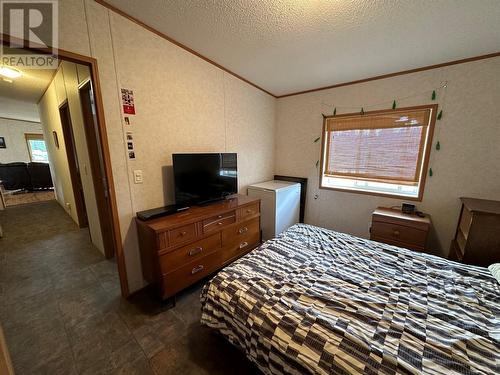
[172,153,237,206]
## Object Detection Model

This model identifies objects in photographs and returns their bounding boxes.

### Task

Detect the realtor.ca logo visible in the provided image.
[0,0,58,69]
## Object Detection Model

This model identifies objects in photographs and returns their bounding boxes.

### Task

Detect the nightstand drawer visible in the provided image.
[371,221,427,247]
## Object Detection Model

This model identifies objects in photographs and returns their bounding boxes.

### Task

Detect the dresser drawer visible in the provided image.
[238,203,260,221]
[221,218,260,263]
[156,232,168,250]
[168,223,197,246]
[161,251,222,298]
[371,221,427,247]
[222,217,260,246]
[160,233,221,274]
[203,211,236,233]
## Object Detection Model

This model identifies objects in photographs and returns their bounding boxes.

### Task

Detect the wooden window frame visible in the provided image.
[24,133,47,162]
[319,104,438,201]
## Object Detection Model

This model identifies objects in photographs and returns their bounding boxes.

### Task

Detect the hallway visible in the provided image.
[0,201,143,374]
[0,201,257,374]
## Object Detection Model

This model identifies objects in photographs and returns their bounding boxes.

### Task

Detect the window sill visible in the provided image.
[319,183,422,201]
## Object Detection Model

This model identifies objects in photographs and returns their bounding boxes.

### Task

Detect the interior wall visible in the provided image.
[275,57,500,257]
[0,118,43,163]
[38,76,78,223]
[60,61,104,254]
[108,13,276,212]
[54,0,276,292]
[38,62,105,254]
[0,98,40,123]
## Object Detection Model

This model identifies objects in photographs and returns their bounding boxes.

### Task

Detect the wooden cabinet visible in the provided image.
[370,207,431,252]
[136,195,261,300]
[449,197,500,267]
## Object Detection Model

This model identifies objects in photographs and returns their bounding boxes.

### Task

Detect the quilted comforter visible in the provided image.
[200,224,500,374]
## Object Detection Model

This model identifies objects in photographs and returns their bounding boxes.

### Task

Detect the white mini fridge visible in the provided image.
[247,180,301,241]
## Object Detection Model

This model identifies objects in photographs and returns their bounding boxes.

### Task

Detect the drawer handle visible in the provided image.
[393,230,400,237]
[217,215,223,219]
[218,222,223,225]
[246,209,253,214]
[179,231,187,237]
[188,247,203,256]
[191,265,204,274]
[238,227,248,234]
[239,241,248,249]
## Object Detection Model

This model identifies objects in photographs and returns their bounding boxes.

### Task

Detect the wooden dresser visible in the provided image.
[370,207,431,252]
[449,197,500,267]
[136,195,261,300]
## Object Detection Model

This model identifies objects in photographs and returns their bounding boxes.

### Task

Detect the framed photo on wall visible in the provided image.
[0,137,6,148]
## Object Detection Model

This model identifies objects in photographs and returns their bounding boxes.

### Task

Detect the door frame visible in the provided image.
[58,101,89,228]
[1,33,130,297]
[78,81,116,258]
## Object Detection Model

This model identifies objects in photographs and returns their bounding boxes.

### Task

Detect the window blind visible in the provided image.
[324,108,431,185]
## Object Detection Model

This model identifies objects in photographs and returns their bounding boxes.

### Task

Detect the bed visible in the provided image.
[200,223,500,374]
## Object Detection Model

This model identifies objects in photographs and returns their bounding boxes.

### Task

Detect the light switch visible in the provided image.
[133,170,143,184]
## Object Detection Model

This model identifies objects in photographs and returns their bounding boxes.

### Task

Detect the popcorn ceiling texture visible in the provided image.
[104,0,500,95]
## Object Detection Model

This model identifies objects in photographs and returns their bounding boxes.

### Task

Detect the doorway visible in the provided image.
[0,35,129,297]
[59,101,88,228]
[78,81,116,258]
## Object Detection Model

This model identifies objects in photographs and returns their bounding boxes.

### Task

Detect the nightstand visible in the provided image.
[370,207,431,252]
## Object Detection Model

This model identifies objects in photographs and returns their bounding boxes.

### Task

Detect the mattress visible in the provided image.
[200,224,500,374]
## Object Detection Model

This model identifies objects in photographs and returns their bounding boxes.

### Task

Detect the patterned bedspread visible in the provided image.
[200,224,500,374]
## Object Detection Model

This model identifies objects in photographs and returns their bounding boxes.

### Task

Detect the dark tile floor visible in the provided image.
[0,201,259,374]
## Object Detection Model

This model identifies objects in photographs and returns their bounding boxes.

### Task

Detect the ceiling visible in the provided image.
[0,48,56,104]
[0,47,55,121]
[104,0,500,96]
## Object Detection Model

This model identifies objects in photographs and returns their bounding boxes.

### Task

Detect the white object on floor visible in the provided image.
[248,180,300,241]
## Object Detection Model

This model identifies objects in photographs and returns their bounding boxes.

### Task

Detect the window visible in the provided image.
[25,133,49,163]
[319,105,437,200]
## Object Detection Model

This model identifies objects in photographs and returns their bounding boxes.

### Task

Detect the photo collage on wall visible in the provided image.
[121,88,136,159]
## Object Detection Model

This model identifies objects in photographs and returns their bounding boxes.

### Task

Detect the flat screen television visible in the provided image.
[172,153,237,206]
